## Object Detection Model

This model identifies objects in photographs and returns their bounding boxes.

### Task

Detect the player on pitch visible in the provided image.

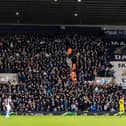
[119,95,125,115]
[4,95,12,118]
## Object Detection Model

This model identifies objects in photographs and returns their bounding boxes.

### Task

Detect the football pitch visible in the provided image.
[0,115,126,126]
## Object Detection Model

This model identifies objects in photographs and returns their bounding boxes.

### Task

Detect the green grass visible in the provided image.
[0,115,126,126]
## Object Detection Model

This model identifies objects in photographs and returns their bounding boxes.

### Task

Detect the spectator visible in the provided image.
[0,32,122,114]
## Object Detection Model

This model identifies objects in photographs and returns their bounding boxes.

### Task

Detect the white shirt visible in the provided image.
[5,98,11,107]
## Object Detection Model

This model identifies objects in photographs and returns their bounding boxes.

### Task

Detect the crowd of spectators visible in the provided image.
[0,32,122,114]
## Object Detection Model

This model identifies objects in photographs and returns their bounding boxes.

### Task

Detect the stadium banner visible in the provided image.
[103,27,126,39]
[0,73,18,85]
[111,61,126,88]
[95,77,113,84]
[110,41,126,61]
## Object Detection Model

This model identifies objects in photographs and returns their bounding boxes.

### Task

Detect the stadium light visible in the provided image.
[54,0,58,2]
[74,13,78,17]
[16,12,19,16]
[77,0,82,2]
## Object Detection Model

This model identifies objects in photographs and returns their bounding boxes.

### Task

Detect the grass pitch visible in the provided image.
[0,115,126,126]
